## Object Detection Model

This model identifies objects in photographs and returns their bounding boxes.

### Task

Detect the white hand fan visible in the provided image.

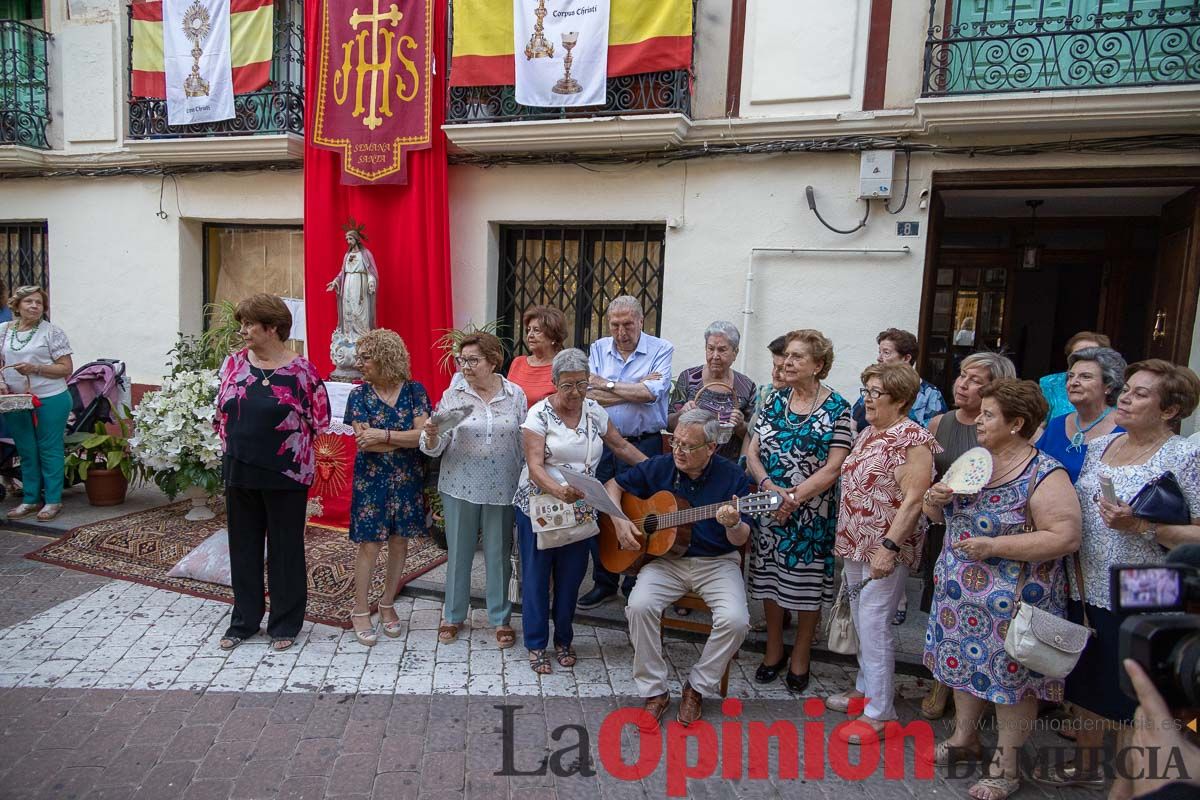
[431,406,471,431]
[942,447,993,494]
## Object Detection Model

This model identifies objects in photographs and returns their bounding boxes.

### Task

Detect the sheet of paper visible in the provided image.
[557,467,629,521]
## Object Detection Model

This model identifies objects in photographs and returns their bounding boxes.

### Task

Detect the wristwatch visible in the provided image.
[880,538,901,553]
[1141,523,1159,544]
[605,380,616,390]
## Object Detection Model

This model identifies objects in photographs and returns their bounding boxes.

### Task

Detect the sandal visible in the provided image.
[219,635,245,651]
[528,649,552,675]
[926,740,984,767]
[968,777,1021,800]
[554,644,576,668]
[270,637,295,652]
[36,503,62,521]
[351,611,377,647]
[824,692,865,714]
[438,623,459,644]
[496,626,516,649]
[5,503,39,520]
[1032,760,1105,788]
[377,603,403,638]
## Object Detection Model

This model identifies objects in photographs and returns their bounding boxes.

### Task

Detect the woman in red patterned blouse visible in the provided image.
[826,363,940,739]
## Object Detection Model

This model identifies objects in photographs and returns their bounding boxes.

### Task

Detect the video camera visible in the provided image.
[1112,559,1200,709]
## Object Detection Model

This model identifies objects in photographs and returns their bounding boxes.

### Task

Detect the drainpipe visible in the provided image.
[738,246,912,372]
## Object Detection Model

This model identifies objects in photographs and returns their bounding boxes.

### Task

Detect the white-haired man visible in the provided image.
[578,295,674,609]
[606,409,752,727]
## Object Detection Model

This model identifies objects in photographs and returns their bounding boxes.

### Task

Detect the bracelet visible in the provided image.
[758,477,770,491]
[385,430,391,445]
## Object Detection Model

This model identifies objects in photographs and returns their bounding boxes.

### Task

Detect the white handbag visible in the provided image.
[531,411,599,551]
[826,577,858,655]
[1001,465,1092,678]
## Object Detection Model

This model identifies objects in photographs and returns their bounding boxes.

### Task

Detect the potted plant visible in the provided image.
[64,415,141,506]
[129,367,223,520]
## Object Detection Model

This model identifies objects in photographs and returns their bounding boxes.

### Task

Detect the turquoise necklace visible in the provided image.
[1068,407,1111,451]
[8,321,38,352]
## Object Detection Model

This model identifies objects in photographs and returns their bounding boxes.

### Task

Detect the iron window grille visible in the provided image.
[497,225,666,361]
[126,0,304,139]
[0,221,49,299]
[923,0,1200,96]
[444,0,693,124]
[0,19,50,149]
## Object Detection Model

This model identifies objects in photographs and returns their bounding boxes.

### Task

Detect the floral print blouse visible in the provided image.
[1074,432,1200,609]
[214,350,331,486]
[835,419,941,569]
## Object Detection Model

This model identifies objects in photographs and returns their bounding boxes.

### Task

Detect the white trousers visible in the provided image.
[625,552,750,698]
[844,559,909,721]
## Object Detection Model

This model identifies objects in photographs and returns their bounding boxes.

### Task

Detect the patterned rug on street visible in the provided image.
[24,500,447,629]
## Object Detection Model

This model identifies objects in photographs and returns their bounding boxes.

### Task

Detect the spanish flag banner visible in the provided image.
[131,0,274,99]
[450,0,691,88]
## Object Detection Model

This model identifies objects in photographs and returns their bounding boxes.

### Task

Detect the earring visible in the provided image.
[1011,429,1018,435]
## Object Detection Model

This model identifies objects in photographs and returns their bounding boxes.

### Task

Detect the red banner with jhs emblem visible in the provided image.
[311,0,432,185]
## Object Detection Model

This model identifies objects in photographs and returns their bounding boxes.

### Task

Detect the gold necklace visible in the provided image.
[988,444,1033,485]
[786,383,823,427]
[1113,432,1169,466]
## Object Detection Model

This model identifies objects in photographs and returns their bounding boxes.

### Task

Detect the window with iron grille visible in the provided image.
[497,225,666,360]
[0,221,48,299]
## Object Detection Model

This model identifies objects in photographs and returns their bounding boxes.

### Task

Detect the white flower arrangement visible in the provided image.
[130,369,223,499]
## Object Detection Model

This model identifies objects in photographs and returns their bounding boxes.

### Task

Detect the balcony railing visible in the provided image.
[126,0,303,139]
[444,0,692,124]
[923,0,1200,96]
[0,20,51,149]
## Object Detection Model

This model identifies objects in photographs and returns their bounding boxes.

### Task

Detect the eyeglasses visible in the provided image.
[664,435,709,454]
[454,356,483,368]
[557,380,589,393]
[859,387,890,400]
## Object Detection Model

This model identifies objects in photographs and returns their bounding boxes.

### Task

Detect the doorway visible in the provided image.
[918,171,1200,398]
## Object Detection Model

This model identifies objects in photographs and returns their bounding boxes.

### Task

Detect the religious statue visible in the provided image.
[327,219,379,380]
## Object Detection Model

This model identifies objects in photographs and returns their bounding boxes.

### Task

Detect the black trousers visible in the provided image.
[225,485,309,640]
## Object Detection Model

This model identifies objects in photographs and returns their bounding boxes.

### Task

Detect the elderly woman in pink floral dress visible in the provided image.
[214,294,330,653]
[827,363,940,739]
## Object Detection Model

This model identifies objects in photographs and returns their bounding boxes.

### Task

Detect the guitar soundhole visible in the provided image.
[643,515,659,535]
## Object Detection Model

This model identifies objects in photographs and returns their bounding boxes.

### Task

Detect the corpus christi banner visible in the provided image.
[514,0,609,107]
[163,0,234,125]
[131,0,273,102]
[451,0,691,88]
[311,0,433,185]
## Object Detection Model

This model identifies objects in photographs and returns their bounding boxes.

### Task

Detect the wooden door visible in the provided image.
[1146,189,1200,363]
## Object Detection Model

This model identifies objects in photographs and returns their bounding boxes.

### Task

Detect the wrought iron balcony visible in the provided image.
[126,0,303,140]
[0,20,51,149]
[923,0,1200,96]
[446,72,692,124]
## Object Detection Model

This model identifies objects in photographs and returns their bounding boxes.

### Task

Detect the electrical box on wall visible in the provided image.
[859,150,894,199]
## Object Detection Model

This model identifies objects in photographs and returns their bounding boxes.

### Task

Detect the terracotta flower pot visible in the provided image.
[84,468,128,506]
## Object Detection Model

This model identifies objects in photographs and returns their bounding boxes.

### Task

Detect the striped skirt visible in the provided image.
[746,517,836,612]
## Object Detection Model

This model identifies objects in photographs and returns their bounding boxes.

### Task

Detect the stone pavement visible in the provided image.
[0,530,1092,799]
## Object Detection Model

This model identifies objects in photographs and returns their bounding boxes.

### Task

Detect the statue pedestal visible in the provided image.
[330,332,362,381]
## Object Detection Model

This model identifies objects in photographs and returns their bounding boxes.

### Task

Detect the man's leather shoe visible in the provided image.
[677,683,703,727]
[641,692,670,730]
[577,586,616,610]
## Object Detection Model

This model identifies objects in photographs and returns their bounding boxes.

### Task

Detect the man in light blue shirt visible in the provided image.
[578,296,674,608]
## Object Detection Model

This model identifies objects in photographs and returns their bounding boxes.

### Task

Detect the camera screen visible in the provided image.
[1117,568,1181,609]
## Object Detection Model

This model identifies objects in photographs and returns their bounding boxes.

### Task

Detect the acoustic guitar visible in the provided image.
[597,490,781,575]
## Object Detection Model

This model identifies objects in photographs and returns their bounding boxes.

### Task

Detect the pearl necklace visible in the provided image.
[8,322,38,352]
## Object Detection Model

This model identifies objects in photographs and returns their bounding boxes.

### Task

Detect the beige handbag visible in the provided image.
[1001,460,1092,678]
[826,577,858,655]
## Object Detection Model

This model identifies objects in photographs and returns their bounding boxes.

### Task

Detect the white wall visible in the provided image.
[449,151,1200,402]
[0,170,301,385]
[739,0,873,118]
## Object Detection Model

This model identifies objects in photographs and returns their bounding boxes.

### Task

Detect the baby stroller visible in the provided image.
[0,359,131,502]
[66,359,130,437]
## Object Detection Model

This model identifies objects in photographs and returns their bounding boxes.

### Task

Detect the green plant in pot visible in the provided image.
[64,414,141,507]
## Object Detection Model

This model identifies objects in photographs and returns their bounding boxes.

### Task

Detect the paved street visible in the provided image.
[0,529,1091,800]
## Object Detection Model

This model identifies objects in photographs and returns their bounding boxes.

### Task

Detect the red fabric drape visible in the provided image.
[303,0,453,401]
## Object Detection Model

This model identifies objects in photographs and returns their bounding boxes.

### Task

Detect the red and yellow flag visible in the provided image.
[450,0,692,88]
[131,0,274,99]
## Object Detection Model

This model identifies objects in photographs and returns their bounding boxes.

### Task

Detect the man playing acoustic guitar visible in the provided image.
[605,409,754,727]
